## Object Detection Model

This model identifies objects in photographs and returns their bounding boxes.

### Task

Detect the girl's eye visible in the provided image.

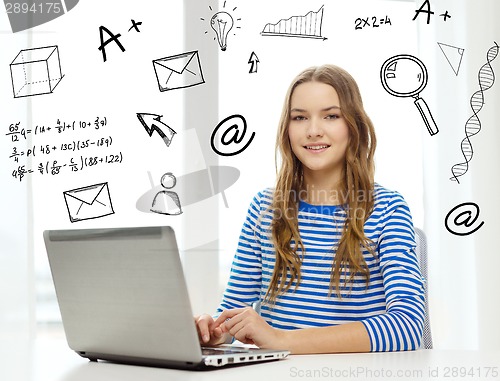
[291,115,306,121]
[326,114,340,120]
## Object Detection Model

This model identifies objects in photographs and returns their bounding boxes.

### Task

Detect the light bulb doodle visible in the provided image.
[450,42,498,183]
[211,12,233,51]
[200,2,241,51]
[380,54,438,136]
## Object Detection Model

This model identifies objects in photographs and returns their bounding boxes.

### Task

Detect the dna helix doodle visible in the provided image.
[450,41,499,183]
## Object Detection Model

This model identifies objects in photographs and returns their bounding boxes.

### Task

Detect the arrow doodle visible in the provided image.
[136,113,176,147]
[450,42,499,183]
[248,51,259,73]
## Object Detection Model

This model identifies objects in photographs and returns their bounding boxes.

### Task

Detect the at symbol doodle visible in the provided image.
[444,202,484,236]
[211,114,255,156]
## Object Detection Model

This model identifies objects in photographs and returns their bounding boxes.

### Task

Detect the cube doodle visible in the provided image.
[10,45,64,98]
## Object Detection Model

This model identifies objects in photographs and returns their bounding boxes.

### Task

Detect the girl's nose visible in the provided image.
[307,118,324,138]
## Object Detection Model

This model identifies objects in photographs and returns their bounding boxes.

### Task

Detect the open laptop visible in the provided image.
[43,226,289,370]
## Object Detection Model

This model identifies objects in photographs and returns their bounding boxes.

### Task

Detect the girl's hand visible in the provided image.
[212,307,287,349]
[194,314,227,346]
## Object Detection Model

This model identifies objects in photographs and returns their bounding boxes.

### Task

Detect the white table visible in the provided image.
[2,338,499,381]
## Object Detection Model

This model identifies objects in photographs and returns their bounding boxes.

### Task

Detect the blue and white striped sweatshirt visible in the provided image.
[216,184,426,351]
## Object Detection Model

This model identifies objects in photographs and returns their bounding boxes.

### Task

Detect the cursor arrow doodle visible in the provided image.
[248,51,259,73]
[136,113,177,147]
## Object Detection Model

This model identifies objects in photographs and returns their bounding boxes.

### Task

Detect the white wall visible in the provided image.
[417,0,500,350]
[0,31,36,339]
[1,0,499,352]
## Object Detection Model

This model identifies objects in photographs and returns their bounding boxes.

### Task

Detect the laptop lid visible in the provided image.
[43,226,289,369]
[44,226,205,365]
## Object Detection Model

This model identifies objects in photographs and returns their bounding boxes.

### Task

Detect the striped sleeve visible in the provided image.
[215,192,264,315]
[361,193,426,351]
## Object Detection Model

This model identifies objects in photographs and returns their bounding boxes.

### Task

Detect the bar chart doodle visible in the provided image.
[450,42,499,183]
[438,42,465,76]
[261,6,327,40]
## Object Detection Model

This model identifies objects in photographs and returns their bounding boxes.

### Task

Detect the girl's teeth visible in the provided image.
[307,146,328,150]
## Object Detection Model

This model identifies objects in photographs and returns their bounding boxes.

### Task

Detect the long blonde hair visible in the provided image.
[267,65,377,302]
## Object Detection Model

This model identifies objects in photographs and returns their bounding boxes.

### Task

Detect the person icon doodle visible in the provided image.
[150,172,183,215]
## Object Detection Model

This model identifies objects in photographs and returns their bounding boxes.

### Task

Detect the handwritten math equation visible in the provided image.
[12,153,123,180]
[6,117,108,143]
[4,116,124,182]
[354,15,392,30]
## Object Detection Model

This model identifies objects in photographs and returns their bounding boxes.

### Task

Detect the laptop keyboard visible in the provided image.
[201,347,251,356]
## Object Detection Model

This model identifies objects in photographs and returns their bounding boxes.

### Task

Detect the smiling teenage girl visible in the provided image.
[196,65,425,354]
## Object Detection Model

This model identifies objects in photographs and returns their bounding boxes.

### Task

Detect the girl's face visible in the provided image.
[288,81,350,182]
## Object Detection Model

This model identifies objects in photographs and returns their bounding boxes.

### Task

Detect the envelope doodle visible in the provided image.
[153,50,205,92]
[63,183,114,222]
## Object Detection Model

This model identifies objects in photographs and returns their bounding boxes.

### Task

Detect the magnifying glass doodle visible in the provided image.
[381,54,439,136]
